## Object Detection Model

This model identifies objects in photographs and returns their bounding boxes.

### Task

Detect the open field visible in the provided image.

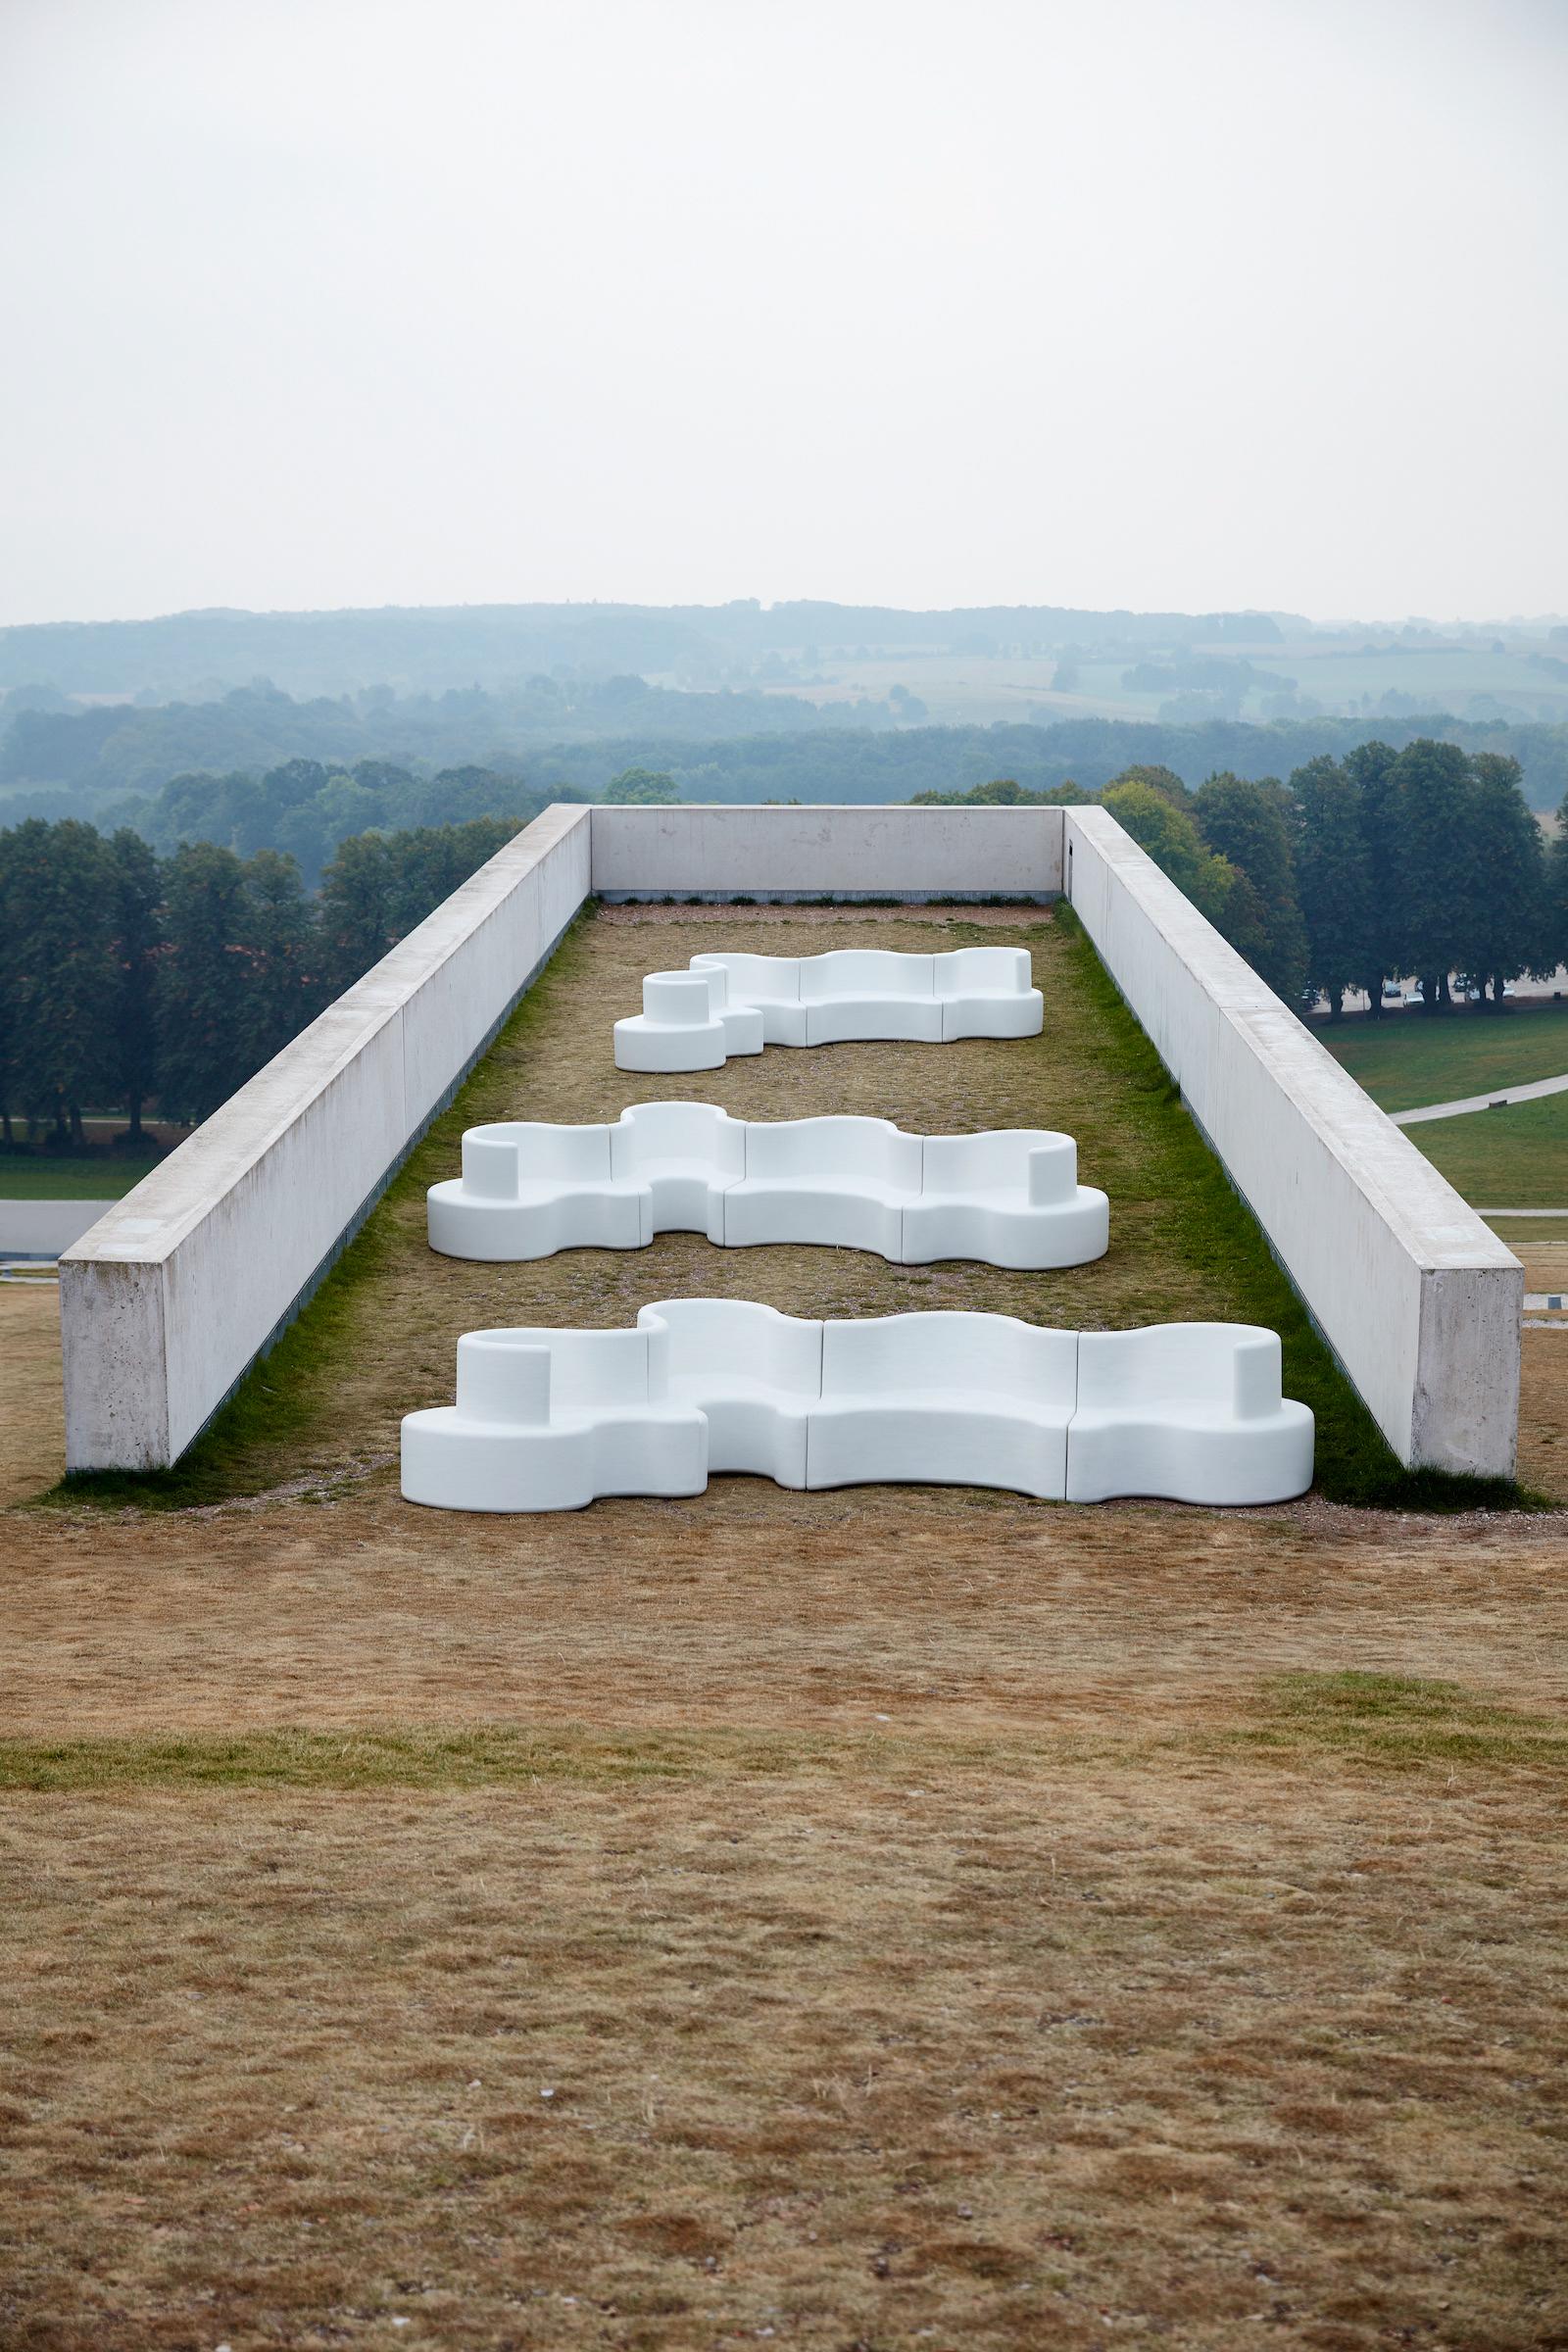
[0,1154,163,1198]
[2,1490,1567,2349]
[1316,1004,1568,1116]
[4,905,1565,2348]
[1411,1093,1568,1211]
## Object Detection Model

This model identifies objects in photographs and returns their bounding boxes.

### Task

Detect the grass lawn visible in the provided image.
[0,1153,162,1199]
[1411,1090,1568,1208]
[1315,999,1568,1113]
[54,901,1504,1514]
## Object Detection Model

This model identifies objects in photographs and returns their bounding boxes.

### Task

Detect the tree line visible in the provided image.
[917,741,1567,1014]
[4,736,1562,1156]
[0,815,525,1144]
[6,697,1568,824]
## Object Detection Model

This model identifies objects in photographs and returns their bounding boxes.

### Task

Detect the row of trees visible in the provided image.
[0,815,522,1141]
[917,741,1567,1014]
[4,737,1562,1153]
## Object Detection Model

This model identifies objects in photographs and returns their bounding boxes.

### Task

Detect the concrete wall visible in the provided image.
[1063,806,1522,1476]
[1,1200,116,1259]
[591,804,1063,900]
[61,805,593,1471]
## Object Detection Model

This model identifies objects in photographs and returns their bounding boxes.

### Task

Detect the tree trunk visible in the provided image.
[126,1094,144,1144]
[1328,991,1345,1023]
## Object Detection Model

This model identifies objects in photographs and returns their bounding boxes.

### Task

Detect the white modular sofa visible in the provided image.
[401,1302,1314,1511]
[613,947,1043,1069]
[427,1102,1109,1269]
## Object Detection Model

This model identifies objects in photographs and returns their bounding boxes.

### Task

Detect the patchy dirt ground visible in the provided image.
[2,905,1564,2348]
[0,1282,64,1502]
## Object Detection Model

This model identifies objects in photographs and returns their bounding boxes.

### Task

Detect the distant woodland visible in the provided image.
[4,742,1564,1151]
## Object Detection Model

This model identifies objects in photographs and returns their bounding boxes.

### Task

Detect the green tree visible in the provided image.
[0,818,116,1142]
[1289,757,1372,1020]
[1106,763,1193,808]
[1100,780,1237,928]
[908,778,1088,807]
[155,841,255,1121]
[1345,739,1402,1014]
[1193,772,1309,1003]
[1454,754,1547,1007]
[106,828,164,1141]
[236,850,321,1071]
[1390,739,1477,1013]
[317,818,524,998]
[602,768,681,806]
[1546,792,1568,975]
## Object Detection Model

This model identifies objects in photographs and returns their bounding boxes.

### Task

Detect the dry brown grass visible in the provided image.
[3,906,1566,2346]
[3,1736,1567,2352]
[0,1283,64,1503]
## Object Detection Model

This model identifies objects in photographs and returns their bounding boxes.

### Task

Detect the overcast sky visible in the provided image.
[2,0,1564,630]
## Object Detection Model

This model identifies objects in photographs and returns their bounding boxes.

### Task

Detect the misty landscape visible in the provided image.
[4,3,1567,2347]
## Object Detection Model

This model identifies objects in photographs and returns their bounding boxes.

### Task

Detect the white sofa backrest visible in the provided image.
[504,1122,614,1187]
[457,1325,655,1420]
[644,969,720,1025]
[454,1332,557,1425]
[1076,1324,1283,1418]
[612,1102,744,1177]
[744,1113,924,1188]
[642,1298,823,1393]
[821,1310,1079,1402]
[461,1126,526,1200]
[692,952,801,1004]
[797,949,936,1002]
[920,1129,1075,1202]
[934,946,1033,997]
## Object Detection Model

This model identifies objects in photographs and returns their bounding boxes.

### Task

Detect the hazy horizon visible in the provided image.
[4,0,1564,631]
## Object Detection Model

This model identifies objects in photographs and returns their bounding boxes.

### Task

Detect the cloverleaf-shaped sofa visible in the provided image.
[613,947,1044,1071]
[428,1103,1109,1270]
[401,1300,1314,1512]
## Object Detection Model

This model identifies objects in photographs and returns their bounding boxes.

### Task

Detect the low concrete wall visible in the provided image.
[1,1200,116,1259]
[61,805,593,1471]
[591,804,1063,900]
[1063,806,1522,1476]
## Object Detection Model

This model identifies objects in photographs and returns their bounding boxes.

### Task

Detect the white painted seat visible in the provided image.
[614,948,1043,1066]
[934,947,1043,1040]
[427,1108,1108,1269]
[427,1121,639,1261]
[808,1310,1077,1498]
[400,1323,707,1512]
[691,953,808,1047]
[1065,1324,1314,1505]
[721,1115,921,1257]
[612,968,765,1073]
[402,1308,1313,1511]
[799,950,943,1045]
[642,1298,820,1488]
[904,1130,1108,1269]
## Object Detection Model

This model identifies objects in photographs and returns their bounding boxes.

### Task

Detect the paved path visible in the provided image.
[1478,1207,1568,1219]
[1393,1069,1568,1125]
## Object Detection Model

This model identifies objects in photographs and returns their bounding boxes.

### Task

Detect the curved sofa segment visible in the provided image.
[401,1302,1314,1512]
[613,947,1044,1067]
[426,1103,1109,1268]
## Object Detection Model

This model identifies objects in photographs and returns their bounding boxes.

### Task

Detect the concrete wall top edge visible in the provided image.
[1062,808,1517,1278]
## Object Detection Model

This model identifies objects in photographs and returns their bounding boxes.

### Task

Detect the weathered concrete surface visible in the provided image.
[1063,806,1522,1477]
[591,805,1064,900]
[61,806,593,1471]
[0,1200,116,1258]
